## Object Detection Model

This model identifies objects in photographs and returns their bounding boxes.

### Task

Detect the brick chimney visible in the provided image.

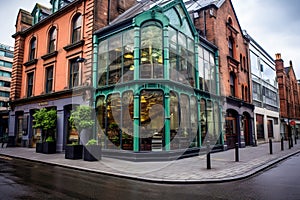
[275,53,284,71]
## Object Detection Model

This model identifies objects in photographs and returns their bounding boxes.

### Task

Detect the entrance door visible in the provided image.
[243,117,250,146]
[225,113,238,149]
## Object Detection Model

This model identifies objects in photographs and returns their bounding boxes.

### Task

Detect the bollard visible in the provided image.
[291,137,294,148]
[235,143,239,162]
[206,142,211,169]
[281,137,284,151]
[289,137,292,149]
[295,135,297,145]
[269,138,273,154]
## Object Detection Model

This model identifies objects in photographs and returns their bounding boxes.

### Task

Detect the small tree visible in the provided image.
[33,108,57,142]
[69,105,94,144]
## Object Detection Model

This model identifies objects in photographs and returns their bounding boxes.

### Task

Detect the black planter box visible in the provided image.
[42,142,56,154]
[65,145,83,159]
[36,142,43,153]
[83,145,102,161]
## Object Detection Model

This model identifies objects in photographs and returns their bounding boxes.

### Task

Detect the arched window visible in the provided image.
[242,85,245,100]
[48,27,57,53]
[29,37,36,60]
[240,54,243,71]
[230,72,236,97]
[228,17,233,26]
[71,14,82,43]
[140,21,163,79]
[228,37,234,58]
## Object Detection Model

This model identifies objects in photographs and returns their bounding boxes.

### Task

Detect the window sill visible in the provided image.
[24,59,38,67]
[63,40,85,51]
[41,51,58,60]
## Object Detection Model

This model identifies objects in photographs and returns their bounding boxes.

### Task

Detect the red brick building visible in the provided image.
[185,0,254,148]
[9,0,136,150]
[275,53,300,139]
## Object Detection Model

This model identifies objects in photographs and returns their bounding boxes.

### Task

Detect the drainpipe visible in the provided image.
[107,0,111,24]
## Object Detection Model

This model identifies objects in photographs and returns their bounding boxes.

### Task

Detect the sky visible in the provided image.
[1,0,300,76]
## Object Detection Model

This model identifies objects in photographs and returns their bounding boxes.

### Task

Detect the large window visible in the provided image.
[169,27,195,86]
[45,66,53,93]
[27,72,34,97]
[98,29,134,87]
[71,14,82,43]
[69,59,79,88]
[228,37,234,58]
[48,27,57,53]
[29,37,36,60]
[140,21,163,79]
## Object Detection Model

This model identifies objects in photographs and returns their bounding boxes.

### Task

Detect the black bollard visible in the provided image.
[269,138,273,154]
[295,135,297,145]
[206,142,211,169]
[289,137,292,149]
[281,137,284,151]
[235,143,239,162]
[291,137,293,148]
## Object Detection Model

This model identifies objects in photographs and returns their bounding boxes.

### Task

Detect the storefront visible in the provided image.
[93,0,223,160]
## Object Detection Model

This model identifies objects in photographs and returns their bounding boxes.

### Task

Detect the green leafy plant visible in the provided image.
[86,139,97,146]
[69,105,94,144]
[33,108,57,142]
[45,136,54,142]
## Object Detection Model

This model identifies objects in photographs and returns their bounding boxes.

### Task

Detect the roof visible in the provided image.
[183,0,226,11]
[31,3,52,16]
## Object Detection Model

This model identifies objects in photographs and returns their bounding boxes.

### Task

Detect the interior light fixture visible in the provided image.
[141,96,147,103]
[124,53,133,59]
[129,65,135,71]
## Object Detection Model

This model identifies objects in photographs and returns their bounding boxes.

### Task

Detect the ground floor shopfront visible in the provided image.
[224,97,255,149]
[8,95,86,152]
[254,107,280,143]
[280,118,300,142]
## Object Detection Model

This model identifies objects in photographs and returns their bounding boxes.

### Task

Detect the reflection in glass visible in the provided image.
[140,22,163,79]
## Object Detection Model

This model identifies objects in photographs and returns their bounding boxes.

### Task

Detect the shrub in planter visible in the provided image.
[36,142,43,153]
[65,143,83,159]
[83,139,101,161]
[42,136,56,154]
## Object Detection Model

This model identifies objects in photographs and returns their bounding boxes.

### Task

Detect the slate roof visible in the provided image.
[183,0,225,11]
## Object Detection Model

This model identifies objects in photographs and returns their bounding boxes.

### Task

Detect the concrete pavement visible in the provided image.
[0,141,300,183]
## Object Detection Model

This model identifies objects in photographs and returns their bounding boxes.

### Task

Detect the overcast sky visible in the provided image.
[1,0,300,77]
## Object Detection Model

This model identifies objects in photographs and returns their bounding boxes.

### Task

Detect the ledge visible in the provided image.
[24,59,38,67]
[63,40,85,51]
[41,51,58,60]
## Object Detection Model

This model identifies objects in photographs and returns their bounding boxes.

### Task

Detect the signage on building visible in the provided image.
[290,120,296,126]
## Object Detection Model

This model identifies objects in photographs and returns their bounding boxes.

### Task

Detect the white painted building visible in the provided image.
[245,32,281,143]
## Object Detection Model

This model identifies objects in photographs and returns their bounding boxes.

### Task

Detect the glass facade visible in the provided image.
[94,2,222,155]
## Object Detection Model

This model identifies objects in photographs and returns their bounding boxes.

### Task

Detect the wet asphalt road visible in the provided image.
[0,154,300,200]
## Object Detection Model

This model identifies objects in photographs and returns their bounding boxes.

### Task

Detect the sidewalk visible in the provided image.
[1,141,300,183]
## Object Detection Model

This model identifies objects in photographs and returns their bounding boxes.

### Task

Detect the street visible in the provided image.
[0,154,300,200]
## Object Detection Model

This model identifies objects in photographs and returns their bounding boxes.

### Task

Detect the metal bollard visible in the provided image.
[295,135,297,145]
[289,137,292,149]
[206,142,211,169]
[269,138,273,154]
[235,143,239,162]
[291,137,294,148]
[281,137,284,151]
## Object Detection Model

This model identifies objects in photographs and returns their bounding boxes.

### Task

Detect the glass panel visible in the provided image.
[96,96,105,144]
[122,30,134,82]
[46,66,53,93]
[179,94,190,149]
[108,34,122,85]
[187,38,195,87]
[170,91,179,150]
[169,27,178,81]
[98,40,108,86]
[140,90,164,151]
[69,59,79,88]
[48,28,57,53]
[121,91,134,150]
[256,114,264,139]
[72,15,82,43]
[207,101,214,141]
[106,94,121,149]
[190,96,198,147]
[200,99,206,144]
[214,102,220,141]
[27,72,34,97]
[140,22,163,79]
